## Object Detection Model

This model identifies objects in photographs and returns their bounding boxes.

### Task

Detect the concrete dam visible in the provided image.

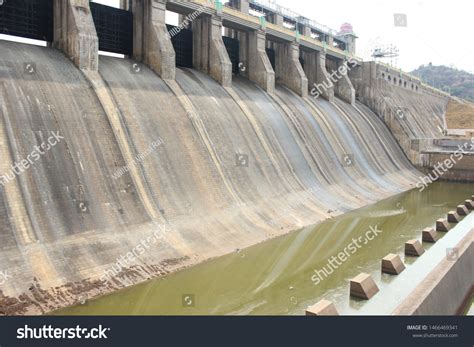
[0,0,472,315]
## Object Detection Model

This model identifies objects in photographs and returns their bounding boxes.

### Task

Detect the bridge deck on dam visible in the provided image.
[0,39,455,314]
[167,0,357,61]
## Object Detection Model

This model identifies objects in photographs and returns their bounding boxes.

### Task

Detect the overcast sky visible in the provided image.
[276,0,474,73]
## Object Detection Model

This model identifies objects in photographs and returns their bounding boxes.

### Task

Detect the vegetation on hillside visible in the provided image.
[411,64,474,102]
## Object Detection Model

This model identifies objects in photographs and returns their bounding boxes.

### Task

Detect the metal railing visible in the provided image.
[249,0,342,39]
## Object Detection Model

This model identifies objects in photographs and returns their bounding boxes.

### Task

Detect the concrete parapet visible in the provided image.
[193,14,232,87]
[447,211,460,223]
[405,239,425,257]
[275,42,308,97]
[393,229,473,315]
[247,29,275,93]
[350,273,379,300]
[53,0,99,71]
[132,0,176,80]
[457,205,469,216]
[305,299,339,316]
[422,228,438,243]
[381,254,405,275]
[436,218,450,232]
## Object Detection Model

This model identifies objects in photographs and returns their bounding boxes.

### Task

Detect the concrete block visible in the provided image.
[465,200,474,210]
[193,15,232,87]
[305,299,339,316]
[350,273,379,300]
[422,228,438,243]
[457,205,469,216]
[405,239,425,257]
[381,254,405,275]
[447,211,460,223]
[436,218,450,232]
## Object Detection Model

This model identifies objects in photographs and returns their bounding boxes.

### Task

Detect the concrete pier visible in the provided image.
[131,0,176,80]
[275,42,308,97]
[306,51,335,102]
[193,14,232,87]
[53,0,98,71]
[325,57,355,105]
[247,29,275,93]
[336,59,356,105]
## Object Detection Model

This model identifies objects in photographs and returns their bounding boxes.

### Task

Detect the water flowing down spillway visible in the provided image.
[0,41,444,314]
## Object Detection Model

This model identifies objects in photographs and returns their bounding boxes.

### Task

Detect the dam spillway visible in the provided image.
[0,0,472,316]
[0,40,422,314]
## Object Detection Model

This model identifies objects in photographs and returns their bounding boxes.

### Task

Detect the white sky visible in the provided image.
[276,0,474,73]
[3,0,473,73]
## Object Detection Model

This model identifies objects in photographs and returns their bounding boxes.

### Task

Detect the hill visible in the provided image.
[411,64,474,102]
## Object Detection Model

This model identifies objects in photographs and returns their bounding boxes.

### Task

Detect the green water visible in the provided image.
[55,182,474,315]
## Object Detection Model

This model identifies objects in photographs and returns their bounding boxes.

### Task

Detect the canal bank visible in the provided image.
[54,182,473,316]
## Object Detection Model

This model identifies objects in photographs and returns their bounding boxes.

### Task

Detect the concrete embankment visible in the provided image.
[1,41,422,314]
[393,229,473,315]
[349,62,474,183]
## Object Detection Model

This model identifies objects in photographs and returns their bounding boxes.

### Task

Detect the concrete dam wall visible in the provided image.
[0,39,435,314]
[350,61,450,167]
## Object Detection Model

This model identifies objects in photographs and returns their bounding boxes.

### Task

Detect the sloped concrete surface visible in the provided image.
[0,41,420,314]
